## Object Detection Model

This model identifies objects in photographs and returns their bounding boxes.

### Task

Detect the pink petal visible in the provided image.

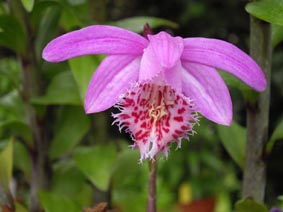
[139,44,163,82]
[139,32,184,82]
[148,32,184,68]
[182,38,266,91]
[181,62,232,125]
[84,55,140,113]
[42,25,148,62]
[164,62,183,93]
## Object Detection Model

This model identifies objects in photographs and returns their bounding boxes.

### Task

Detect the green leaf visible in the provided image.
[32,71,81,105]
[39,191,81,212]
[31,1,60,30]
[0,121,32,145]
[112,145,148,189]
[13,141,31,178]
[51,160,93,207]
[272,25,283,48]
[15,202,29,212]
[49,106,90,159]
[111,16,178,33]
[219,70,251,92]
[214,192,232,212]
[33,1,61,60]
[0,90,25,122]
[69,55,103,99]
[266,119,283,154]
[0,58,21,91]
[217,121,246,168]
[74,145,117,191]
[112,146,148,212]
[59,4,83,30]
[0,15,26,53]
[21,0,35,12]
[245,0,283,25]
[235,198,268,212]
[0,139,13,188]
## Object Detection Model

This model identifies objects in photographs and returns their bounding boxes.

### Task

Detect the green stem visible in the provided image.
[8,1,51,211]
[147,158,157,212]
[242,16,272,202]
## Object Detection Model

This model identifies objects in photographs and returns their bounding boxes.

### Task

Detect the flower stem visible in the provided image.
[147,158,157,212]
[242,16,272,202]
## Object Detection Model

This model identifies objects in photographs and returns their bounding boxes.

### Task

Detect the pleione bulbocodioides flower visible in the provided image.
[42,25,266,161]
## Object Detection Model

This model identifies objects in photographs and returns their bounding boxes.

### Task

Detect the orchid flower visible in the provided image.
[42,25,266,161]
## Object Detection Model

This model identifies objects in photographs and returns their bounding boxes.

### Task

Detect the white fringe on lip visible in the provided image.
[112,81,200,162]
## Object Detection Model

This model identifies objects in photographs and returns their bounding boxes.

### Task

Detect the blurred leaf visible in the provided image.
[32,71,81,105]
[0,139,13,188]
[0,121,32,144]
[112,144,174,211]
[67,0,86,5]
[272,25,283,48]
[112,145,148,189]
[21,0,35,12]
[217,121,246,168]
[245,0,283,25]
[235,198,268,212]
[111,16,178,33]
[49,106,90,159]
[74,144,117,191]
[59,0,90,30]
[31,1,60,29]
[112,146,148,212]
[0,3,7,15]
[156,177,175,211]
[32,1,61,59]
[187,152,200,176]
[266,119,283,154]
[39,191,81,212]
[59,4,83,30]
[159,142,187,189]
[215,192,232,212]
[219,70,251,92]
[51,160,93,207]
[13,141,31,178]
[0,90,25,121]
[15,202,29,212]
[0,58,21,92]
[0,15,26,53]
[69,55,103,99]
[200,150,223,171]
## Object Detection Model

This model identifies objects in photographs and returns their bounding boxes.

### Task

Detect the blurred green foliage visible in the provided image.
[0,0,283,212]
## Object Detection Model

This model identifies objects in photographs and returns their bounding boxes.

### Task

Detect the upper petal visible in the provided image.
[43,25,148,62]
[182,38,266,92]
[85,55,140,113]
[164,62,183,93]
[148,32,184,68]
[182,62,232,126]
[139,32,184,82]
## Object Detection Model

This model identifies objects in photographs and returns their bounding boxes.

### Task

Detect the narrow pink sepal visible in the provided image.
[139,32,184,82]
[84,55,140,113]
[182,38,266,92]
[182,62,232,126]
[42,25,148,62]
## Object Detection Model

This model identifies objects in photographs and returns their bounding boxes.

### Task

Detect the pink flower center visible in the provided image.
[113,82,199,161]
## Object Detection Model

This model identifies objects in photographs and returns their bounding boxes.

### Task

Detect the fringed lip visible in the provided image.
[112,80,199,161]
